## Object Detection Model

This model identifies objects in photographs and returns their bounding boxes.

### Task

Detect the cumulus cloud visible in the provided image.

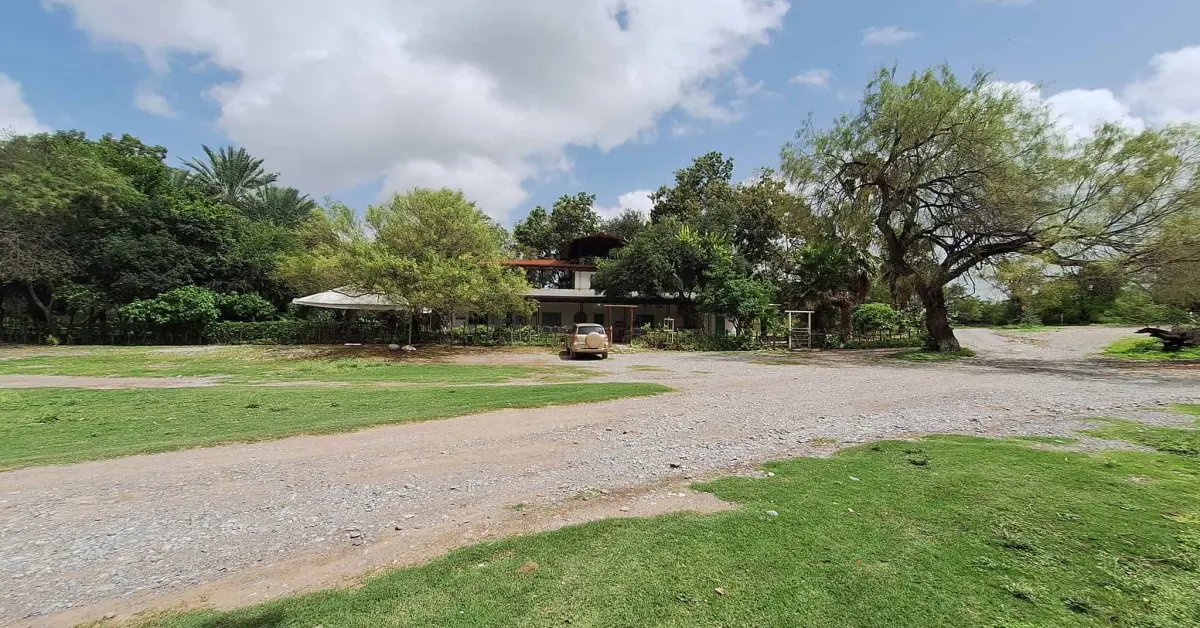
[991,46,1200,142]
[1045,88,1145,140]
[789,69,831,89]
[133,82,175,117]
[862,26,918,46]
[45,0,789,221]
[1123,45,1200,124]
[595,189,654,219]
[0,73,49,134]
[990,80,1145,141]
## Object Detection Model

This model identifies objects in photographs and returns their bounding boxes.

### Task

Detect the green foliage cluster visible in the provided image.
[851,303,899,334]
[279,189,533,319]
[783,67,1200,351]
[1,132,312,324]
[634,328,766,351]
[120,286,279,327]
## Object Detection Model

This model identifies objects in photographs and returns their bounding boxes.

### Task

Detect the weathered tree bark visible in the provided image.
[918,284,960,352]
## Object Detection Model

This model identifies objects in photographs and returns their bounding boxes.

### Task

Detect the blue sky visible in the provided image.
[2,0,1199,224]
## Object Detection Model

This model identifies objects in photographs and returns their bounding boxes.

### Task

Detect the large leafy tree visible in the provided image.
[1,131,301,322]
[281,188,532,317]
[512,192,602,259]
[0,131,142,319]
[601,208,648,241]
[783,66,1200,350]
[592,221,743,328]
[182,144,279,209]
[650,151,736,229]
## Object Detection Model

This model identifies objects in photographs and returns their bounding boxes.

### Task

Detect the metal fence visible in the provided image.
[1,320,926,350]
[0,321,209,346]
[0,320,567,347]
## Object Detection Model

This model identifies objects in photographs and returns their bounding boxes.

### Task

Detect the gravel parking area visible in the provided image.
[2,327,1198,627]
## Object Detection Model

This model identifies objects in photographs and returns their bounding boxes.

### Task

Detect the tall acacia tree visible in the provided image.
[783,66,1200,351]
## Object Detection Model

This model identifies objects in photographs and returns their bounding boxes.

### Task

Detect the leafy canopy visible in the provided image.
[281,188,532,316]
[783,65,1200,349]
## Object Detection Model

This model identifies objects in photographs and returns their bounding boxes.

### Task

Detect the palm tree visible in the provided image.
[245,185,318,226]
[182,145,278,209]
[786,240,875,338]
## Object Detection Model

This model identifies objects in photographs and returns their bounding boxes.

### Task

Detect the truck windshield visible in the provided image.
[576,325,605,335]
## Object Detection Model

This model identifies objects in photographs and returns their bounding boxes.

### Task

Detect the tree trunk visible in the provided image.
[838,302,853,338]
[919,284,960,352]
[26,283,54,323]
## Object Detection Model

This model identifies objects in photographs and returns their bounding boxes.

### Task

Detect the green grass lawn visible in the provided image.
[0,346,587,385]
[892,347,978,362]
[1085,405,1200,456]
[0,383,669,469]
[1102,337,1200,362]
[142,409,1200,628]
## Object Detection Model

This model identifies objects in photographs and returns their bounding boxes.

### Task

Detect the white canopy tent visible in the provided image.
[292,287,431,345]
[291,287,408,311]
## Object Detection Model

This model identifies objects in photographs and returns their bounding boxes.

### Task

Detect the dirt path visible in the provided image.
[2,327,1198,627]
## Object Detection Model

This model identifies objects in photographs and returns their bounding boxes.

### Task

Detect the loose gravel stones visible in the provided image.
[1,327,1197,624]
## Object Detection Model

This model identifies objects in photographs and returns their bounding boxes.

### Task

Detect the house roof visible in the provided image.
[524,287,689,304]
[500,259,598,271]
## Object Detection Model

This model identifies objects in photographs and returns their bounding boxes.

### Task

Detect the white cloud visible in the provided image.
[595,189,654,219]
[990,80,1146,141]
[1045,88,1145,140]
[45,0,790,222]
[989,46,1200,140]
[133,82,175,117]
[1123,45,1200,124]
[0,73,49,134]
[862,26,918,46]
[789,69,831,88]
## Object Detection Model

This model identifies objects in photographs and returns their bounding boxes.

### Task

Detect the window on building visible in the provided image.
[634,314,655,328]
[541,312,563,327]
[593,313,605,325]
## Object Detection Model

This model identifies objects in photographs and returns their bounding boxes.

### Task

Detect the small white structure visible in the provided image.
[785,310,814,350]
[292,287,408,311]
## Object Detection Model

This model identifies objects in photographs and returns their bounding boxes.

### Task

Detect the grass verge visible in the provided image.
[1101,337,1200,362]
[143,429,1200,628]
[893,347,977,362]
[1084,405,1200,456]
[0,383,669,469]
[0,346,588,384]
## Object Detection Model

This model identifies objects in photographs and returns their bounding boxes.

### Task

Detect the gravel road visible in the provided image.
[2,327,1198,627]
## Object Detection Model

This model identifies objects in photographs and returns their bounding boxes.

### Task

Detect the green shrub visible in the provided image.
[121,286,221,326]
[852,303,899,334]
[1100,291,1193,326]
[634,329,764,351]
[217,293,279,322]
